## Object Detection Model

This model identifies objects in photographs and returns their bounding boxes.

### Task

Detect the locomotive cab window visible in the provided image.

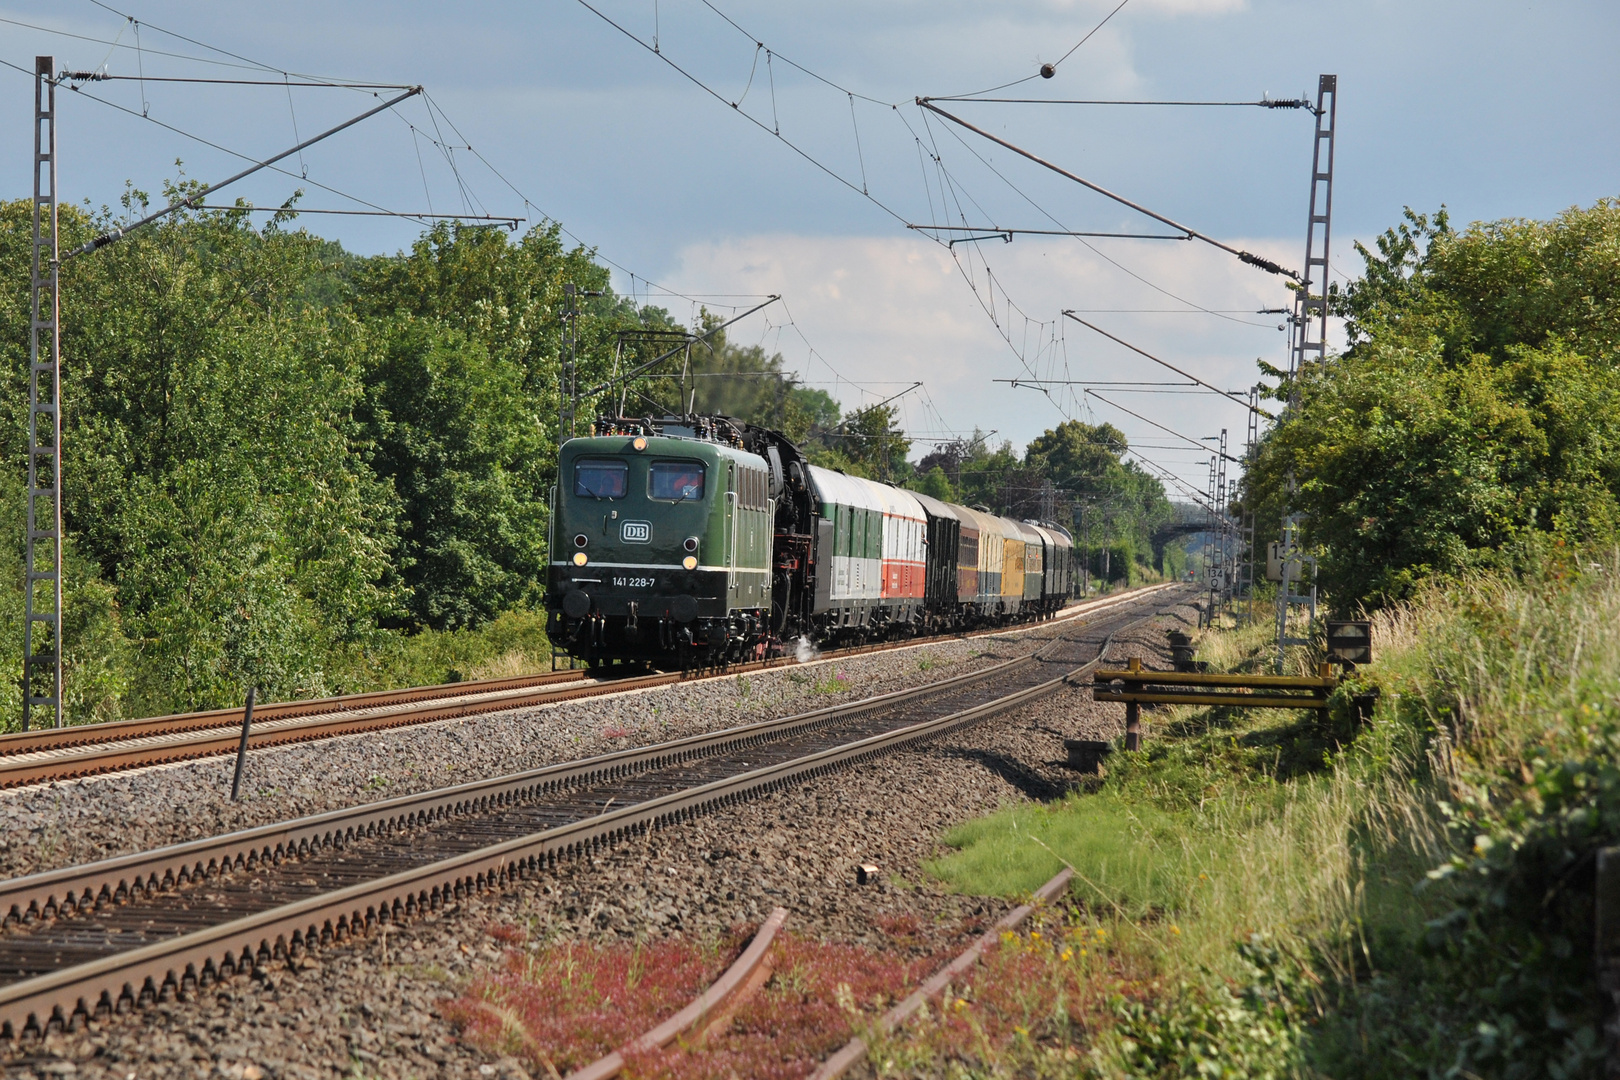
[574,458,628,499]
[649,460,706,502]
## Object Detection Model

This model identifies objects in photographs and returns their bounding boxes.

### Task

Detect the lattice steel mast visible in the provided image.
[13,70,431,725]
[24,57,63,730]
[1276,74,1336,667]
[1289,74,1337,378]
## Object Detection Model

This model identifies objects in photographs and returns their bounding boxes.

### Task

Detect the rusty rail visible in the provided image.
[810,868,1076,1079]
[0,649,1041,929]
[0,669,593,757]
[566,907,789,1080]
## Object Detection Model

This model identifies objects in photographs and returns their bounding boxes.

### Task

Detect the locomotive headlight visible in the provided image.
[573,533,588,548]
[572,551,588,566]
[682,555,698,571]
[683,536,699,552]
[632,436,648,451]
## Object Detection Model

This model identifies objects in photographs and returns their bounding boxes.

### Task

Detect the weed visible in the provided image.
[811,669,850,695]
[911,561,1620,1077]
[448,931,947,1079]
[443,936,734,1075]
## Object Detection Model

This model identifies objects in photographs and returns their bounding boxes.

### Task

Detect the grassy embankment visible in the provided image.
[330,608,555,692]
[899,561,1618,1078]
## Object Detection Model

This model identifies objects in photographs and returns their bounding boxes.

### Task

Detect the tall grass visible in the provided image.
[923,558,1620,1076]
[327,607,554,694]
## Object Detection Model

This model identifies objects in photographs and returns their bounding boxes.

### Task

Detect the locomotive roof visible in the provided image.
[562,433,765,465]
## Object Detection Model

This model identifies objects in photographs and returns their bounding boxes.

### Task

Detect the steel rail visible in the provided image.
[0,646,1043,928]
[810,868,1076,1080]
[0,591,1176,1036]
[0,585,1177,789]
[567,907,789,1080]
[0,670,591,756]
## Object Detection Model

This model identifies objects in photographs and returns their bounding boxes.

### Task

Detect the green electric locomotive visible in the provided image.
[549,417,776,666]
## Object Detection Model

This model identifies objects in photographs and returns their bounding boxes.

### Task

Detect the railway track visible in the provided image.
[0,584,1179,790]
[0,584,1190,1036]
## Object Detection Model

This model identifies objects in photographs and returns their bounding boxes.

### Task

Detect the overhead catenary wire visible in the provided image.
[46,75,445,229]
[572,0,911,228]
[185,205,520,227]
[916,99,1301,281]
[585,296,782,397]
[907,224,1188,241]
[925,97,1313,108]
[1119,448,1219,512]
[11,13,839,380]
[935,0,1133,99]
[572,0,1273,388]
[37,2,1281,475]
[0,14,277,74]
[59,73,413,88]
[37,62,714,320]
[1083,390,1241,463]
[913,102,1279,332]
[1061,312,1273,417]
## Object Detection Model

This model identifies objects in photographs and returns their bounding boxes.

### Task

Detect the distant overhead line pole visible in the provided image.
[22,63,423,727]
[584,296,781,400]
[25,57,61,730]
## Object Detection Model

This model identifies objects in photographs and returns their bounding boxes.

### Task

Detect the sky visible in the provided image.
[2,0,1617,501]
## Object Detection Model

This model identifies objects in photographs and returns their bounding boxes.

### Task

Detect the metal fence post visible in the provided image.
[1125,657,1142,750]
[229,686,256,801]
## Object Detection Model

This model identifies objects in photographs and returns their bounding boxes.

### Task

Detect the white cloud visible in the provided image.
[651,229,1332,493]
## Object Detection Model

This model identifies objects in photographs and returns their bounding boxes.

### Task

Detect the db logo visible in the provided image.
[620,520,652,544]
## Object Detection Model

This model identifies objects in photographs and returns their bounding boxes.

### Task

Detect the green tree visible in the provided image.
[2,194,405,713]
[912,465,956,502]
[349,221,633,630]
[1247,198,1620,610]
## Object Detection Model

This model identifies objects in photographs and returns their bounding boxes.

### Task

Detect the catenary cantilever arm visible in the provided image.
[916,99,1301,282]
[66,86,424,259]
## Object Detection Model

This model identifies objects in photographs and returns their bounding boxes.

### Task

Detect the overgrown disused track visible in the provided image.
[0,585,1190,1037]
[0,585,1178,789]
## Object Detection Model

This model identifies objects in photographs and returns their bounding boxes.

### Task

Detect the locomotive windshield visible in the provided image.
[574,458,628,499]
[649,460,706,502]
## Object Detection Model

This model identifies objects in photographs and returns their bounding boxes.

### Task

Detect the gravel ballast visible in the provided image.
[0,590,1195,1079]
[0,620,1077,882]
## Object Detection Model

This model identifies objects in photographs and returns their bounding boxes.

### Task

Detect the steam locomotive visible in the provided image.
[547,415,1075,668]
